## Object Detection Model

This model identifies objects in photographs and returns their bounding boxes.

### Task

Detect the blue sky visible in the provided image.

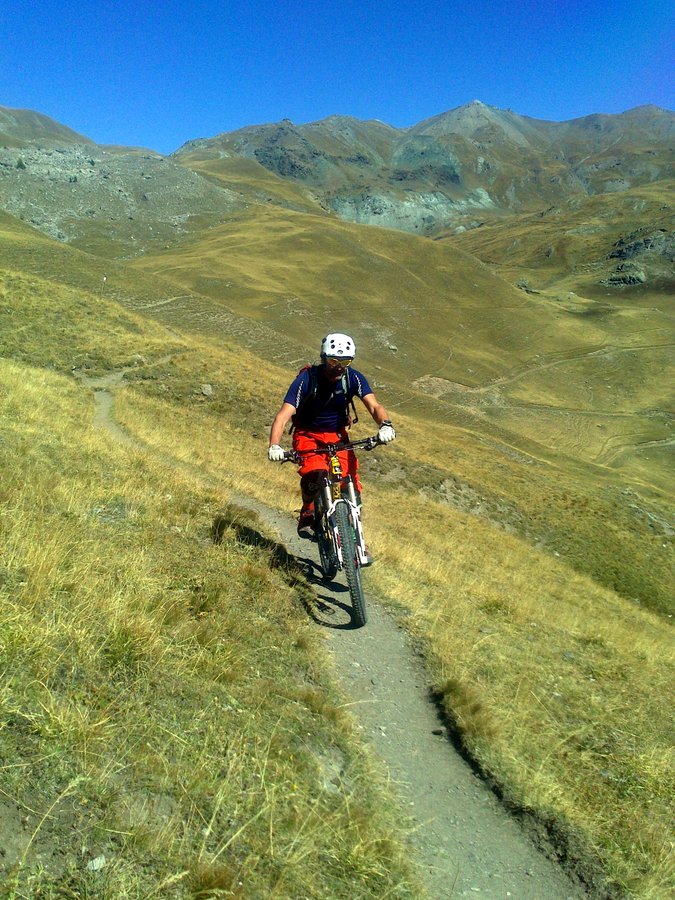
[2,0,672,154]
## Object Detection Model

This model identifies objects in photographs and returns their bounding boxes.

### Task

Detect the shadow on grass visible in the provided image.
[211,507,365,630]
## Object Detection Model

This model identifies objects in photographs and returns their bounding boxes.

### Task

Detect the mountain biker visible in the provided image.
[268,333,396,537]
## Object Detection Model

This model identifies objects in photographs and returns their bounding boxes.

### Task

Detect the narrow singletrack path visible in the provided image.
[84,373,589,899]
[257,507,586,900]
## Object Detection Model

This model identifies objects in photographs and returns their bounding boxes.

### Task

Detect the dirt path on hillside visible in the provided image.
[418,340,675,399]
[83,374,589,899]
[244,505,587,900]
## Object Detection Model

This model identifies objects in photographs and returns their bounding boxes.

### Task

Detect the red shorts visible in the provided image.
[292,429,362,494]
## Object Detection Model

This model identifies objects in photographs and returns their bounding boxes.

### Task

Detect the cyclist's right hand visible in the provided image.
[268,444,285,462]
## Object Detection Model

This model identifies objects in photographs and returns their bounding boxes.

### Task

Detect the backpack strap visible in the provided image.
[290,365,358,432]
[344,369,358,429]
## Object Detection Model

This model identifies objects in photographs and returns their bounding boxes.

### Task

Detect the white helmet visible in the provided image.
[321,333,356,359]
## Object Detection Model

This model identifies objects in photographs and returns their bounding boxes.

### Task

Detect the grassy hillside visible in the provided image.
[0,269,417,897]
[440,186,674,496]
[444,184,674,293]
[1,203,673,896]
[3,206,671,609]
[130,203,627,386]
[130,199,673,540]
[0,104,95,147]
[175,152,329,214]
[112,322,674,897]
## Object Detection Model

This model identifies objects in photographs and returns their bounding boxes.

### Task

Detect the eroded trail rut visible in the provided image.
[88,376,587,899]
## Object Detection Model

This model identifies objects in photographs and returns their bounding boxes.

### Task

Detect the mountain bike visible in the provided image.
[283,436,381,627]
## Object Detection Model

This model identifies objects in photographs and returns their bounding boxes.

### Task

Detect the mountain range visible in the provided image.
[175,101,674,234]
[2,100,673,241]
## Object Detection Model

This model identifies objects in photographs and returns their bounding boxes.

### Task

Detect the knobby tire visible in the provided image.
[335,502,367,627]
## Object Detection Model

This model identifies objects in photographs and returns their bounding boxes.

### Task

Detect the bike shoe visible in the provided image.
[297,509,315,539]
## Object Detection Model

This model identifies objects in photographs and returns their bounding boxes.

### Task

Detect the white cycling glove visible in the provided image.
[377,421,396,444]
[268,444,285,462]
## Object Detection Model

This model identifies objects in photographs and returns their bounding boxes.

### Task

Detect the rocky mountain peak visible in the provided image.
[410,101,541,148]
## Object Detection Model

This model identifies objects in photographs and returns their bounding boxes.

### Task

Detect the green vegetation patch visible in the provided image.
[0,268,185,377]
[374,438,674,617]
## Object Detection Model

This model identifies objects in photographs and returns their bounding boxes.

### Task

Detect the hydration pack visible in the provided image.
[290,364,359,432]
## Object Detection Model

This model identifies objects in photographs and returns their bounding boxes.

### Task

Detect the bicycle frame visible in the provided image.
[285,436,379,570]
[320,447,368,568]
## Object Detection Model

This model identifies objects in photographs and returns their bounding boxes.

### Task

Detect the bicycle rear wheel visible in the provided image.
[315,496,338,580]
[335,502,367,627]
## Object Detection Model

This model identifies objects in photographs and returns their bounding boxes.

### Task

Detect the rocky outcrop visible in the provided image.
[0,144,238,255]
[601,263,647,286]
[608,229,675,262]
[328,188,496,233]
[600,227,675,286]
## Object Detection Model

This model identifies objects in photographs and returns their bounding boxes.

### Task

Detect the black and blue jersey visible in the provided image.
[284,366,373,431]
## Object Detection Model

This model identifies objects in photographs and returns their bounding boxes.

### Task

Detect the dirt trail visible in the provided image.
[421,340,675,397]
[250,505,586,899]
[85,376,588,899]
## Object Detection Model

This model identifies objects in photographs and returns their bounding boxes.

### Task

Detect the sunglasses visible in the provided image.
[325,356,353,367]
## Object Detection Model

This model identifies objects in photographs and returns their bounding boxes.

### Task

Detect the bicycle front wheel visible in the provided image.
[335,502,367,627]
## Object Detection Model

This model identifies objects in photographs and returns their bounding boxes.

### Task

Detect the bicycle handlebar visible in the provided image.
[282,434,382,463]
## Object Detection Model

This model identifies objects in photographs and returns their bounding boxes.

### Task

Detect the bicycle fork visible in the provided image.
[322,460,368,568]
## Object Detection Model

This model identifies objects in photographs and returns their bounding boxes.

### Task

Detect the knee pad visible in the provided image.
[300,472,324,497]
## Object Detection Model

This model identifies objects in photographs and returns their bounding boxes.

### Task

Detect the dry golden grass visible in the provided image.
[445,184,674,292]
[116,359,674,897]
[109,331,673,618]
[0,267,186,376]
[2,200,673,896]
[130,203,564,386]
[127,197,675,502]
[0,353,417,896]
[178,152,326,213]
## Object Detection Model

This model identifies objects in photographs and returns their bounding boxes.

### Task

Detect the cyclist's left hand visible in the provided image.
[378,421,395,443]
